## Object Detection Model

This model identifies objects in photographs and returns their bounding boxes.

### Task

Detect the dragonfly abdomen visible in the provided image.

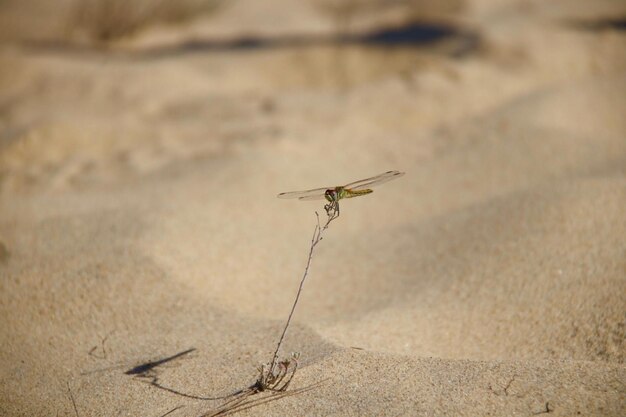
[344,188,373,199]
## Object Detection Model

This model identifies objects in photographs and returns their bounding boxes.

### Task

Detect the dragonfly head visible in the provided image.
[324,188,338,202]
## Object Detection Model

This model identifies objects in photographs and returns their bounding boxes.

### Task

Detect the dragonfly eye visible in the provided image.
[324,189,335,202]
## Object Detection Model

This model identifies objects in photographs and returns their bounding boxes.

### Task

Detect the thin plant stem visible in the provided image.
[67,381,80,417]
[268,202,339,376]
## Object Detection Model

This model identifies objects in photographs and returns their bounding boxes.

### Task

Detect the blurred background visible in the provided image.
[1,1,625,415]
[0,0,471,194]
[1,0,622,196]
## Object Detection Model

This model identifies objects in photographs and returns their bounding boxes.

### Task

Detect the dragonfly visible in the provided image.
[277,170,404,216]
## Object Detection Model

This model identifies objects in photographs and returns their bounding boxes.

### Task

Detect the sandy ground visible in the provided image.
[1,0,625,416]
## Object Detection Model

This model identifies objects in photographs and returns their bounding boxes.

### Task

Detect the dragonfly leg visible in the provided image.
[324,200,339,220]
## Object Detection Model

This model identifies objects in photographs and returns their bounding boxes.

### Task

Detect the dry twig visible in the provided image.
[204,202,338,415]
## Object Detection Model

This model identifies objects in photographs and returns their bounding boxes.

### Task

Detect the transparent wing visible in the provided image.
[297,194,329,201]
[344,171,404,191]
[277,186,329,200]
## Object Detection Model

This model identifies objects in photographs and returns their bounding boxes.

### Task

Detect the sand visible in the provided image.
[1,0,625,415]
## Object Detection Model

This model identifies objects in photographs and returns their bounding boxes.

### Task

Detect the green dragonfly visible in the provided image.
[277,170,404,215]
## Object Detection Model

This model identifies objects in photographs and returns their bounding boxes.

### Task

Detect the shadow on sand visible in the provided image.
[24,21,480,59]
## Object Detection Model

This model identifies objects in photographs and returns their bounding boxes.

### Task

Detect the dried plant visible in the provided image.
[313,0,360,37]
[311,0,392,37]
[312,0,464,38]
[66,0,226,43]
[203,378,324,417]
[122,204,338,415]
[403,0,465,20]
[203,202,339,416]
[266,201,339,376]
[133,173,402,415]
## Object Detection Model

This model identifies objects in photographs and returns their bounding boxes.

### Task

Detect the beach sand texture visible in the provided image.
[1,0,625,415]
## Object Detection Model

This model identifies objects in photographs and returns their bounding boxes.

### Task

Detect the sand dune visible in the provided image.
[1,0,625,416]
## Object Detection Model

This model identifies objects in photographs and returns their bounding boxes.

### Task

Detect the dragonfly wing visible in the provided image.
[297,194,328,201]
[277,186,329,199]
[345,171,404,191]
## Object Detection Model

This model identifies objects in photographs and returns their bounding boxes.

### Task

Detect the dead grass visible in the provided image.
[311,0,465,36]
[66,0,225,43]
[311,0,398,36]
